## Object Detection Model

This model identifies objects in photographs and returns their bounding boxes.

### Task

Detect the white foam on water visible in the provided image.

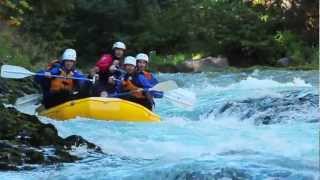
[35,115,318,166]
[2,70,318,180]
[192,76,312,94]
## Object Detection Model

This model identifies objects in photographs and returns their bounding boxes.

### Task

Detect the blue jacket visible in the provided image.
[112,68,126,95]
[107,79,122,97]
[91,67,125,97]
[134,72,163,98]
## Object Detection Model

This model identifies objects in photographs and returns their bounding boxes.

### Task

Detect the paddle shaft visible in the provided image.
[36,73,94,82]
[1,65,94,82]
[110,91,132,98]
[3,65,194,108]
[110,88,156,98]
[112,90,192,107]
[108,80,178,98]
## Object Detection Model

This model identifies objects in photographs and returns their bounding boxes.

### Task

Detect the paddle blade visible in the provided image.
[164,88,196,109]
[15,93,42,106]
[14,94,42,115]
[1,65,34,79]
[152,80,179,92]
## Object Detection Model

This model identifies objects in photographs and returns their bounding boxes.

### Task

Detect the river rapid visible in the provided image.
[1,69,319,180]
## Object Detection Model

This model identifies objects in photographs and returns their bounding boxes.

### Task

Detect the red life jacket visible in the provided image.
[95,54,113,72]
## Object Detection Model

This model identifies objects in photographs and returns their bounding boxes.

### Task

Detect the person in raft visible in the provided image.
[90,41,126,96]
[134,53,163,109]
[35,49,87,108]
[120,56,163,110]
[98,58,123,97]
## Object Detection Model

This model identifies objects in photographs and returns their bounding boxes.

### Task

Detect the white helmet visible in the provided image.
[112,41,126,50]
[124,56,136,66]
[62,48,77,61]
[136,53,149,62]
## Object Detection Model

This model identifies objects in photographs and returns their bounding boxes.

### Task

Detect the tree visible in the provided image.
[0,0,32,26]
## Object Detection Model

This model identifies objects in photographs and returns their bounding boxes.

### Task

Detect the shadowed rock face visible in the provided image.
[0,78,39,104]
[210,91,319,125]
[0,77,102,170]
[0,104,102,170]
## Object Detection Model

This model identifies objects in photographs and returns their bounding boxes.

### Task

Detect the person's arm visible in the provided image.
[34,69,52,91]
[136,74,163,98]
[36,67,60,79]
[73,71,87,87]
[137,74,154,89]
[34,69,46,83]
[48,67,61,76]
[114,79,122,94]
[149,74,159,87]
[149,90,163,98]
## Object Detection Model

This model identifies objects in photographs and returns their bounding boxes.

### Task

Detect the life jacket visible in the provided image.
[96,54,114,73]
[50,69,75,93]
[142,71,152,80]
[122,76,145,99]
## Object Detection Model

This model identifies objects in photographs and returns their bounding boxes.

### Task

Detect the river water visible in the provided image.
[1,69,319,180]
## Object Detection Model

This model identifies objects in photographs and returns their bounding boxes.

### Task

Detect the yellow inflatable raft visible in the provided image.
[39,97,160,122]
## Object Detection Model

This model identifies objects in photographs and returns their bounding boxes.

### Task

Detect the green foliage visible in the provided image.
[0,25,53,70]
[275,31,318,66]
[150,52,193,65]
[309,47,319,66]
[0,0,318,69]
[0,28,30,68]
[0,0,32,26]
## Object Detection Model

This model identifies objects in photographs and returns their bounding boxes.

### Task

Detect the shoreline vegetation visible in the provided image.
[0,26,318,73]
[0,1,318,73]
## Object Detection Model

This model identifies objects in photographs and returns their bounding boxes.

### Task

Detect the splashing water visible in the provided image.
[2,69,319,180]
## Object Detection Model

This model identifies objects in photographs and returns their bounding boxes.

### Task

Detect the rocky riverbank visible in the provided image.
[0,78,38,104]
[151,56,318,73]
[0,78,102,170]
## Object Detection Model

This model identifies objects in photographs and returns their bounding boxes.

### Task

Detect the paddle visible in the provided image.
[1,65,95,82]
[147,80,196,108]
[109,80,179,98]
[163,88,196,108]
[15,93,42,106]
[14,82,196,110]
[111,80,196,108]
[150,80,178,92]
[6,63,195,109]
[14,80,180,106]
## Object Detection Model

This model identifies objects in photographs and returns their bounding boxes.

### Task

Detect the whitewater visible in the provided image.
[1,69,319,180]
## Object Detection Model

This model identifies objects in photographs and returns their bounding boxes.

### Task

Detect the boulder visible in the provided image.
[0,104,102,170]
[277,57,291,67]
[177,56,229,72]
[0,78,39,104]
[64,135,102,151]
